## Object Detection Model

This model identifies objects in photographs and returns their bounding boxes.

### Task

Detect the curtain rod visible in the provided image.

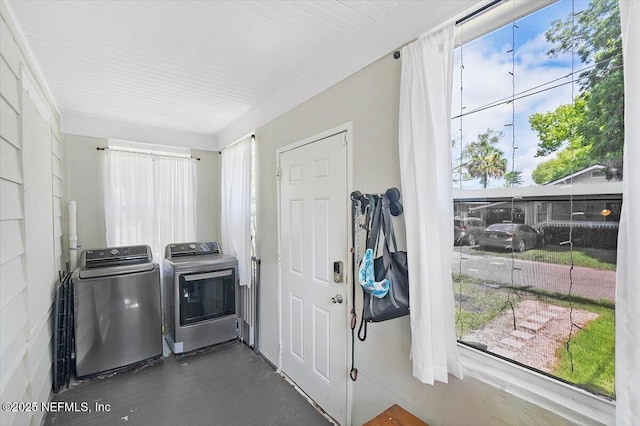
[96,146,202,161]
[393,0,504,59]
[220,133,255,152]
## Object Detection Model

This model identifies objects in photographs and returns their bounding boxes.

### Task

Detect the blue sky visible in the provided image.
[451,0,592,189]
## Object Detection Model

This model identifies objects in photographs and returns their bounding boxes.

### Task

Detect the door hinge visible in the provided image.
[276,167,282,180]
[343,132,348,145]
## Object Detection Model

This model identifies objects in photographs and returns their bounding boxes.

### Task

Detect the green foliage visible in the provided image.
[503,170,523,187]
[533,0,624,183]
[462,129,508,188]
[530,97,587,158]
[530,97,593,184]
[452,138,472,184]
[532,139,593,184]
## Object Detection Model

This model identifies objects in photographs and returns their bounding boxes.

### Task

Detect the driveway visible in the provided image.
[451,249,615,302]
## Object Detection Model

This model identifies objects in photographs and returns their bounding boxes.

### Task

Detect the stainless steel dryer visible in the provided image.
[73,245,162,377]
[163,241,239,354]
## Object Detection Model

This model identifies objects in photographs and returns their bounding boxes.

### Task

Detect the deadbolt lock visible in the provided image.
[333,261,344,283]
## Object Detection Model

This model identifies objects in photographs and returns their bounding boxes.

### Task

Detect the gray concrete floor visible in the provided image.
[45,341,332,426]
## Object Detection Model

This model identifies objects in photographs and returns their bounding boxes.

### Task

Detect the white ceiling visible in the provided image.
[6,0,478,150]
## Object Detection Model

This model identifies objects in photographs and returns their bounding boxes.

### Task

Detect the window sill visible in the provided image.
[458,343,615,425]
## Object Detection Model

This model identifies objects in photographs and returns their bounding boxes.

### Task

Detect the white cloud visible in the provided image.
[451,18,581,189]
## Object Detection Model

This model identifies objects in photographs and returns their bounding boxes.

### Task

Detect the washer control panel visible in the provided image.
[82,245,152,269]
[85,245,149,261]
[167,241,221,258]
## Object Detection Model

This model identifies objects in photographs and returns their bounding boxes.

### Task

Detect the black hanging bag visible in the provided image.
[361,195,410,324]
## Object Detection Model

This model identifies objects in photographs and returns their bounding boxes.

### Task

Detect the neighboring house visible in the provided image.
[455,165,622,230]
[454,166,622,249]
[545,164,610,185]
[539,165,621,246]
[455,197,621,248]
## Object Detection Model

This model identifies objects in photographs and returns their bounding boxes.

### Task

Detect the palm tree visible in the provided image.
[464,129,508,188]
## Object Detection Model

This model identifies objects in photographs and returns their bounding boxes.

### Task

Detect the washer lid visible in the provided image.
[78,262,156,279]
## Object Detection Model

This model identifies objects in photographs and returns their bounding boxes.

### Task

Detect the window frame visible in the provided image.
[459,344,615,424]
[454,184,619,425]
[450,1,621,423]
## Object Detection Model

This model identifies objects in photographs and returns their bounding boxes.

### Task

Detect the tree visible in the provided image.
[530,97,588,158]
[534,0,623,182]
[532,143,593,185]
[504,171,523,187]
[530,97,595,184]
[463,129,508,189]
[452,138,474,185]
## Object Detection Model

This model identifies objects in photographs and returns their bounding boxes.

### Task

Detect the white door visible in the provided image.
[279,131,348,424]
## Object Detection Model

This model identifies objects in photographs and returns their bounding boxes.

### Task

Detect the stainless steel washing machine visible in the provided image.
[73,245,162,377]
[163,241,239,354]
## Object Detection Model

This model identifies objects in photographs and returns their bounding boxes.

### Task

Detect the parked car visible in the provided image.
[478,223,543,252]
[454,217,486,246]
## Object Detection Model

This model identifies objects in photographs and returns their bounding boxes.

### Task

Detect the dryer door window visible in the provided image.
[179,269,235,326]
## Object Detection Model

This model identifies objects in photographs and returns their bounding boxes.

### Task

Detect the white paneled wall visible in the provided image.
[0,6,63,425]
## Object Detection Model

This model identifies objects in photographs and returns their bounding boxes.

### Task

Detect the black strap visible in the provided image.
[364,196,373,244]
[349,199,359,381]
[380,198,400,271]
[354,195,384,356]
[366,196,382,251]
[382,199,398,252]
[357,290,368,341]
[357,197,384,342]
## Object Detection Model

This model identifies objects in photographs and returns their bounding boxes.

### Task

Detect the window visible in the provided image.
[103,141,197,259]
[451,0,622,409]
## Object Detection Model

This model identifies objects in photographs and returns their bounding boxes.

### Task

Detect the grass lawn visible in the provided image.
[497,284,616,398]
[470,246,617,270]
[453,276,518,340]
[553,305,615,398]
[453,275,615,398]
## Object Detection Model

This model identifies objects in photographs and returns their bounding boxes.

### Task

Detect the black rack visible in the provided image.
[52,271,74,393]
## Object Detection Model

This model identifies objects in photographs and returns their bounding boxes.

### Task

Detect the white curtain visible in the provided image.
[154,156,197,259]
[398,23,463,384]
[104,149,197,261]
[616,2,639,425]
[104,150,156,250]
[220,137,252,287]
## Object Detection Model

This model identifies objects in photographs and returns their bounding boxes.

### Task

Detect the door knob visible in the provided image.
[331,294,344,304]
